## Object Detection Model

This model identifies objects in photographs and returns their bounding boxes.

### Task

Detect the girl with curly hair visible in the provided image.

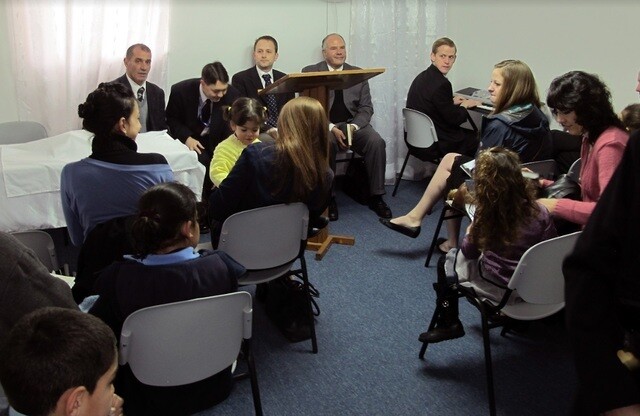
[420,147,557,343]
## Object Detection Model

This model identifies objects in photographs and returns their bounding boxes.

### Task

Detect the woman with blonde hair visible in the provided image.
[420,147,556,343]
[382,60,552,253]
[209,96,333,245]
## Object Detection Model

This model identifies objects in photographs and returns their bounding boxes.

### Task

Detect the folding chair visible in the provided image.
[419,231,581,416]
[218,202,319,353]
[0,121,47,144]
[119,292,263,416]
[11,230,61,273]
[393,108,440,196]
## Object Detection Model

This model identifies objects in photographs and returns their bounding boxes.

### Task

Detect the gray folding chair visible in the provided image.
[0,121,47,144]
[567,157,581,183]
[11,230,61,273]
[393,108,440,196]
[420,231,581,416]
[119,291,263,416]
[218,202,318,353]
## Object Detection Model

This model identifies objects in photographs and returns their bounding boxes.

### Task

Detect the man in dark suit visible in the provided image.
[406,37,479,158]
[302,33,391,220]
[166,62,241,202]
[232,35,294,139]
[113,43,167,132]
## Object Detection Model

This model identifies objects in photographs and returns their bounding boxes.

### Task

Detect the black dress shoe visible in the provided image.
[379,218,420,238]
[328,197,338,221]
[369,197,392,219]
[418,322,465,343]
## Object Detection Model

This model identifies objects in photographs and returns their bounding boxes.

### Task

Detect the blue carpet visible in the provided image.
[53,179,576,415]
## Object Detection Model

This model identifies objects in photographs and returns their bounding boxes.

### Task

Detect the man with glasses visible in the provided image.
[166,62,240,207]
[113,43,167,132]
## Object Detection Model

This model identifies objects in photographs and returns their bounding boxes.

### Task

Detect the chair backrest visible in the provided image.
[0,121,47,144]
[507,231,581,304]
[10,230,60,272]
[567,157,581,183]
[218,203,308,272]
[403,108,438,148]
[119,291,252,386]
[522,159,558,180]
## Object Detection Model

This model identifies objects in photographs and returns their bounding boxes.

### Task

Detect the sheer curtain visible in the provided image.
[349,0,447,182]
[5,0,169,136]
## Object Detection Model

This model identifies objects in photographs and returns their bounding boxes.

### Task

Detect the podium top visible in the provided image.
[261,68,385,95]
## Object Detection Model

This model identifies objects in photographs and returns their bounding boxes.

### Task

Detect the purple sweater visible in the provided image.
[461,202,557,284]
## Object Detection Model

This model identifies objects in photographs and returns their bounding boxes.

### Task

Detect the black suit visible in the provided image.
[114,74,167,131]
[232,66,294,128]
[406,64,476,157]
[166,78,241,197]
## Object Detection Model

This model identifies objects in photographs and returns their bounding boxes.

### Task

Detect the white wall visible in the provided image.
[447,1,640,116]
[167,0,350,87]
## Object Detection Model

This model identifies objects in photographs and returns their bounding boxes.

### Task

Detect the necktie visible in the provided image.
[262,74,279,127]
[137,87,144,102]
[200,99,211,126]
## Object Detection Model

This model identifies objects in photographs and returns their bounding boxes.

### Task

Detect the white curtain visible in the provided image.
[349,0,447,183]
[5,0,169,136]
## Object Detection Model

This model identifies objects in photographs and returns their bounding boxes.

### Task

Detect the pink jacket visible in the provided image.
[554,127,628,225]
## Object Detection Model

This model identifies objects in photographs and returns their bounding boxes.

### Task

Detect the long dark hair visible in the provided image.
[130,182,198,257]
[547,71,624,143]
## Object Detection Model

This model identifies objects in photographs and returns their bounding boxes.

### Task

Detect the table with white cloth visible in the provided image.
[0,130,205,232]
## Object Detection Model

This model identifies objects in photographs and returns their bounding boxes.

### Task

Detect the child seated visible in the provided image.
[209,97,266,187]
[89,182,246,415]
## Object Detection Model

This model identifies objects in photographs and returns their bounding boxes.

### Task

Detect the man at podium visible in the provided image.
[302,33,391,221]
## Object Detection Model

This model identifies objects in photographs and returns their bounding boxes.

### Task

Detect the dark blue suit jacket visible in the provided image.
[165,78,240,152]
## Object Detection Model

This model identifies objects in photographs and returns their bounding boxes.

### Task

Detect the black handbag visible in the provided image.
[265,276,320,343]
[541,174,581,200]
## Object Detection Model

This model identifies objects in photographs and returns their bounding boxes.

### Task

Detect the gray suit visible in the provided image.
[301,61,386,196]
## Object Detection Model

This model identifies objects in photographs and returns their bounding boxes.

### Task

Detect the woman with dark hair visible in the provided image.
[61,82,174,302]
[420,147,557,343]
[382,60,552,252]
[539,71,629,227]
[89,182,245,415]
[209,96,332,245]
[61,81,174,246]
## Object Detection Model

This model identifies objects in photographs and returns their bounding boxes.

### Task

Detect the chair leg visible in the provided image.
[243,339,264,416]
[425,205,449,268]
[299,255,318,354]
[477,301,497,416]
[419,302,442,359]
[392,153,411,197]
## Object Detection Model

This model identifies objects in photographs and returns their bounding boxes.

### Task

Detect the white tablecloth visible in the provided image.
[0,130,204,232]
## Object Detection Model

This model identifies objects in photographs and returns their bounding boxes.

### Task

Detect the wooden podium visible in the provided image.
[260,68,385,260]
